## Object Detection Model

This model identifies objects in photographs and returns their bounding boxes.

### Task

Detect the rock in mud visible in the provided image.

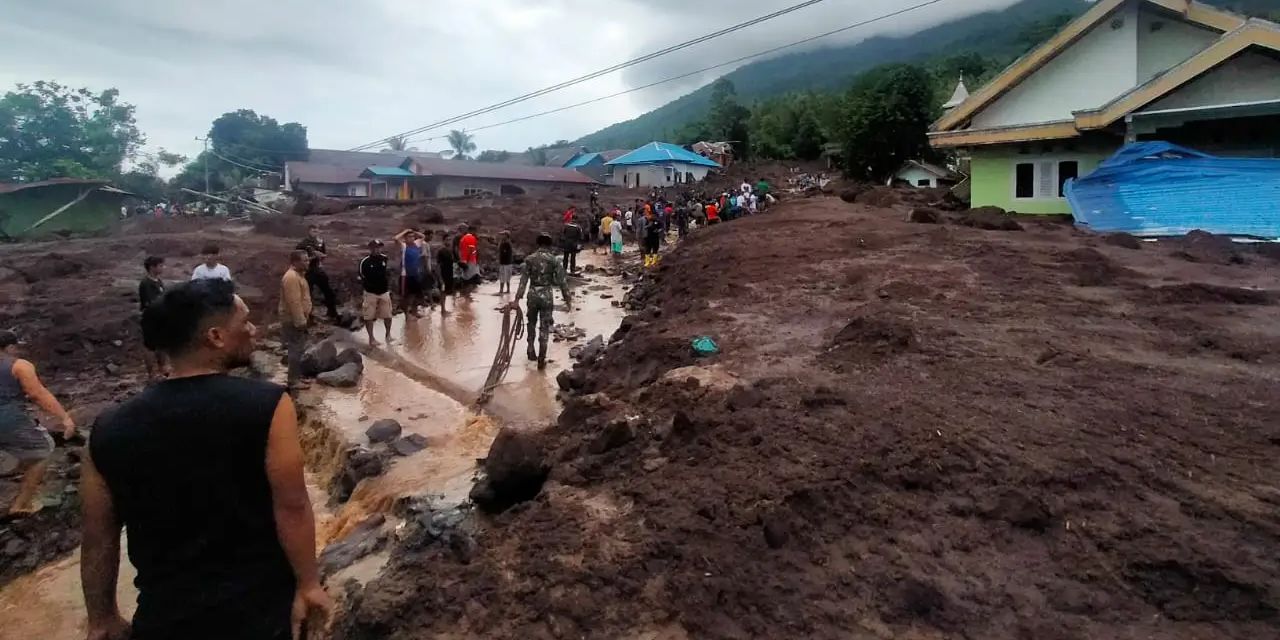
[319,514,388,577]
[906,208,942,224]
[589,417,637,454]
[333,446,385,502]
[336,346,363,367]
[761,509,793,549]
[987,489,1053,532]
[317,362,363,387]
[390,433,428,456]
[957,207,1021,231]
[366,419,402,444]
[301,339,340,376]
[575,335,605,363]
[469,428,548,513]
[726,384,764,411]
[556,367,587,392]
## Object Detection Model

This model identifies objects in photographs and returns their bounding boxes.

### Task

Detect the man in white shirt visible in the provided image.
[740,181,752,196]
[191,244,233,282]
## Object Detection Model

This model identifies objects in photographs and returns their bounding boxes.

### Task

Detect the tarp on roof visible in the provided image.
[607,142,721,168]
[1065,141,1280,237]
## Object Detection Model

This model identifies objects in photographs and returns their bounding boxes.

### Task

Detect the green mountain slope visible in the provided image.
[575,0,1279,150]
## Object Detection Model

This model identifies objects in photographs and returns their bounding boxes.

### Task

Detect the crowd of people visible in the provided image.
[1,180,776,638]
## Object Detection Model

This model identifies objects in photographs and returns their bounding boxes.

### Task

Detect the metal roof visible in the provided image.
[400,156,597,184]
[0,178,112,195]
[606,142,722,168]
[565,152,602,168]
[361,166,416,177]
[289,148,599,185]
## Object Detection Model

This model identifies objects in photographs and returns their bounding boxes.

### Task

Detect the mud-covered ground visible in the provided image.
[0,189,604,586]
[342,197,1280,639]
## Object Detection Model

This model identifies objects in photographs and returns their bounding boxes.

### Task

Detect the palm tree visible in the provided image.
[447,130,476,160]
[382,135,409,152]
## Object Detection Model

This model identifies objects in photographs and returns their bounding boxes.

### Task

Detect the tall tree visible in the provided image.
[705,79,751,160]
[208,109,307,170]
[0,81,145,182]
[383,134,417,152]
[476,149,511,163]
[525,146,549,166]
[447,130,476,160]
[841,64,936,181]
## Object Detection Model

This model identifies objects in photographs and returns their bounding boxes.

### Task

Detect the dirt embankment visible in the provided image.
[341,198,1280,639]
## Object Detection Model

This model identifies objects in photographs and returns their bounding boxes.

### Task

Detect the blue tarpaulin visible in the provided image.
[1065,141,1280,238]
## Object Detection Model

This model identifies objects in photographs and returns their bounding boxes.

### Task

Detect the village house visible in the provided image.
[887,160,964,188]
[604,142,722,189]
[929,0,1280,215]
[285,149,596,200]
[563,149,629,183]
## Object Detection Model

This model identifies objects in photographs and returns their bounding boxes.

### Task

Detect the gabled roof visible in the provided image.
[1074,20,1280,129]
[399,156,597,184]
[896,160,963,181]
[606,142,722,168]
[933,0,1246,132]
[565,152,603,168]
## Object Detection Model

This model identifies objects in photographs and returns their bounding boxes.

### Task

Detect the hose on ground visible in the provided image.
[476,305,524,406]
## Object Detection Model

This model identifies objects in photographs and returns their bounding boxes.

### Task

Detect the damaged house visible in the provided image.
[930,0,1280,215]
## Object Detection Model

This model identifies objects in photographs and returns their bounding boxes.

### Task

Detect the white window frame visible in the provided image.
[462,185,487,197]
[1012,157,1083,201]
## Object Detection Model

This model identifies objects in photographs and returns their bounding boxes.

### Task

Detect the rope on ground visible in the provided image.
[475,305,524,406]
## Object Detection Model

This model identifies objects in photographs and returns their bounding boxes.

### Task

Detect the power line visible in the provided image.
[347,0,833,151]
[208,149,281,175]
[404,0,950,146]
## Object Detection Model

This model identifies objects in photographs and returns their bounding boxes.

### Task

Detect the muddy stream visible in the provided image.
[0,257,627,639]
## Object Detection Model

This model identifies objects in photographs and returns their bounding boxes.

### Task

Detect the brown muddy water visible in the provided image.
[0,258,628,640]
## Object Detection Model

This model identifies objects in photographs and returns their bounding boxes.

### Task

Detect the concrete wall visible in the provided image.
[609,163,712,188]
[1145,52,1280,111]
[972,2,1139,128]
[297,181,367,197]
[1137,7,1218,81]
[970,142,1114,215]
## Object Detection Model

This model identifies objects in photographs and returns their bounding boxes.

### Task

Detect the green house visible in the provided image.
[930,0,1280,215]
[0,179,131,239]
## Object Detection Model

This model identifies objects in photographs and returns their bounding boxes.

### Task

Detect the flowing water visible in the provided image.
[0,256,628,639]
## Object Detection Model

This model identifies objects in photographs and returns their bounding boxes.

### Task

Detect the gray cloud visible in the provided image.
[0,0,1019,165]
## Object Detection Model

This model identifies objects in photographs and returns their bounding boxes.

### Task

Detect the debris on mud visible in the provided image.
[468,427,549,514]
[957,206,1023,231]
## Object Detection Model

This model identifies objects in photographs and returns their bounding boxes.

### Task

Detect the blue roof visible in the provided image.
[564,152,601,168]
[361,165,415,177]
[605,142,721,168]
[1066,141,1280,237]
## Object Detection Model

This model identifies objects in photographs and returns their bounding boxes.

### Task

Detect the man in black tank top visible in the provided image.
[81,279,332,640]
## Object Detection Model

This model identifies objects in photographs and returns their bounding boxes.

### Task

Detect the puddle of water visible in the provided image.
[0,538,137,640]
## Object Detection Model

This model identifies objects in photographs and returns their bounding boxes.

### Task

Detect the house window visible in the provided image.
[916,179,931,187]
[1015,163,1035,198]
[1057,161,1078,196]
[462,186,486,197]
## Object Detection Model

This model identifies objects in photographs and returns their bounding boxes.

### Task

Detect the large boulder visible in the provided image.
[390,433,429,456]
[365,419,402,444]
[301,339,340,377]
[332,446,386,502]
[469,428,548,513]
[317,362,362,387]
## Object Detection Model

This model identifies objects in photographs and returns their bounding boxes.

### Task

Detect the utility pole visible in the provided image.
[195,136,210,193]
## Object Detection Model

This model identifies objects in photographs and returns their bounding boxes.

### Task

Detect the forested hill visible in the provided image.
[574,0,1280,150]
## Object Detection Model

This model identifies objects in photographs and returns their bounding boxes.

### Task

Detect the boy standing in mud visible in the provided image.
[138,256,168,379]
[507,233,571,370]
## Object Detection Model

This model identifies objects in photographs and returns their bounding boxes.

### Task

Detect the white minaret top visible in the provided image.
[942,75,970,110]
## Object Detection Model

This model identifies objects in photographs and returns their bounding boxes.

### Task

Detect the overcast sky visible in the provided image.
[1,0,1021,165]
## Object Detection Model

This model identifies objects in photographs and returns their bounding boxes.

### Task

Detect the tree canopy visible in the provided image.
[0,81,145,182]
[447,130,476,160]
[841,64,936,181]
[172,109,308,195]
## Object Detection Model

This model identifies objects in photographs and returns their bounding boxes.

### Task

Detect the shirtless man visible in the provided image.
[0,330,76,517]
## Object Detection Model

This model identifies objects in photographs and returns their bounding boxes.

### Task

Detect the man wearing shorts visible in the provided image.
[359,240,394,346]
[0,330,76,517]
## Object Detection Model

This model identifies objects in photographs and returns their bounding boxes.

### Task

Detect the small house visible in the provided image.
[563,149,629,182]
[930,0,1280,215]
[605,142,722,189]
[888,160,964,188]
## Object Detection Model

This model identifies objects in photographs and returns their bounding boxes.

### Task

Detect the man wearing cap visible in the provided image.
[359,240,394,347]
[508,233,571,370]
[0,330,76,517]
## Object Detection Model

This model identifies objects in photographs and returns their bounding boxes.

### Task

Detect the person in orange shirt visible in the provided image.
[457,223,480,287]
[705,201,720,225]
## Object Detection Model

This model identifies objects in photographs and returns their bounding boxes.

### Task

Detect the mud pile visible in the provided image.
[342,198,1280,639]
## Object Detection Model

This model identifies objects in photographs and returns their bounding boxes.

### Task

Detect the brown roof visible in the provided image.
[405,157,597,184]
[288,149,597,186]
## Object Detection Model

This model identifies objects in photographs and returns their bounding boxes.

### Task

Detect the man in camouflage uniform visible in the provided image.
[510,233,572,369]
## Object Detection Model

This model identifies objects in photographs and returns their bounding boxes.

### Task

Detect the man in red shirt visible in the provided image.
[563,205,577,224]
[706,201,720,225]
[457,223,480,287]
